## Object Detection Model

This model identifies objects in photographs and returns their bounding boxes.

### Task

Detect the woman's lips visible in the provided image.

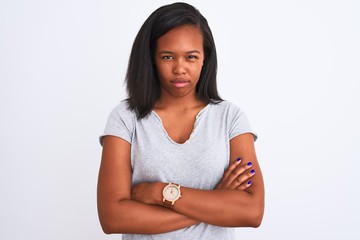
[170,80,190,88]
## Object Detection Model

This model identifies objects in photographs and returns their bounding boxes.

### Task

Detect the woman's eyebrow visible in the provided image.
[158,50,201,54]
[186,50,201,54]
[158,50,174,54]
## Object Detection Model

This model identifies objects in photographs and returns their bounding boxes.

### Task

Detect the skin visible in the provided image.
[97,25,265,234]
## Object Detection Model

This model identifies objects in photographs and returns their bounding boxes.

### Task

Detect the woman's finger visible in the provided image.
[224,162,253,189]
[222,157,242,180]
[216,157,242,189]
[236,180,253,191]
[229,168,255,189]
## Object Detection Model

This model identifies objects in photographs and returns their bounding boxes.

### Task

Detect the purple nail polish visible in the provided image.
[247,162,252,166]
[236,157,242,162]
[248,181,252,185]
[250,169,255,174]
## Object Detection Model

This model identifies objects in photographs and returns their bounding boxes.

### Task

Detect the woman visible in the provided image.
[97,2,264,239]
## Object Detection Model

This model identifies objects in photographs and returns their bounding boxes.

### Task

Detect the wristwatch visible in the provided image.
[162,183,181,208]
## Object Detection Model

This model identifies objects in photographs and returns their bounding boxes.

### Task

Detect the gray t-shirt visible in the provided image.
[100,100,256,240]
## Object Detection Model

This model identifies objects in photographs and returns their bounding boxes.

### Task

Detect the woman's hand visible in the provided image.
[131,182,164,205]
[215,158,255,191]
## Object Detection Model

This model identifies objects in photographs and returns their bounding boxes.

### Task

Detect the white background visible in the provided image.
[1,0,359,239]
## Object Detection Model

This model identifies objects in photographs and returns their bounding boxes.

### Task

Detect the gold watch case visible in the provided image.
[162,183,181,207]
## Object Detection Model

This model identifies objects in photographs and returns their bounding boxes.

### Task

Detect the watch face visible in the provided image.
[163,185,180,201]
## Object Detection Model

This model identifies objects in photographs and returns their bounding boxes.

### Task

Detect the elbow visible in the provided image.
[99,211,131,234]
[246,194,264,228]
[99,218,116,234]
[98,208,115,234]
[98,200,131,234]
[100,218,127,234]
[102,227,112,235]
[249,208,264,228]
[249,216,262,228]
[228,206,264,228]
[98,210,126,234]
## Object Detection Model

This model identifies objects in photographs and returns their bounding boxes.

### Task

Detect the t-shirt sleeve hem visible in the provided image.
[99,134,132,146]
[230,131,258,142]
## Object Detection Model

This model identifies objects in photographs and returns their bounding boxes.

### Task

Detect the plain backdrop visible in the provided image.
[1,0,359,239]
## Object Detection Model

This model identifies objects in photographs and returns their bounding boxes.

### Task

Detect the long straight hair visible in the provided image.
[126,2,222,119]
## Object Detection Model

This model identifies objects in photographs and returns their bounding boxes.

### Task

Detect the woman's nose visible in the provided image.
[173,59,186,75]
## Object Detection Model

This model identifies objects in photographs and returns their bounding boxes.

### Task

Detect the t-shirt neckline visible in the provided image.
[151,104,210,145]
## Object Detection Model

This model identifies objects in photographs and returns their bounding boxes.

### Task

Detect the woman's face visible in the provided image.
[154,25,204,98]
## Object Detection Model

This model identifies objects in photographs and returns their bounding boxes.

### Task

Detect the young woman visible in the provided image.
[97,2,264,239]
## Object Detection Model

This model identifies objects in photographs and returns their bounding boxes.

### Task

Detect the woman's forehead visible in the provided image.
[155,25,203,53]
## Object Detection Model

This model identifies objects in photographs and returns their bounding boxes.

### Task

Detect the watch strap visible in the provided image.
[163,199,175,208]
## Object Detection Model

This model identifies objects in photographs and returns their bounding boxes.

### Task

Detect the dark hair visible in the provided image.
[126,2,222,119]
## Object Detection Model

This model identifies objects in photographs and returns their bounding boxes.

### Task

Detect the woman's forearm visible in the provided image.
[170,187,264,227]
[99,198,199,234]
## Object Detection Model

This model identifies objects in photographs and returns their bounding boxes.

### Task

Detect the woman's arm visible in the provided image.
[97,136,199,234]
[132,133,265,227]
[172,132,264,227]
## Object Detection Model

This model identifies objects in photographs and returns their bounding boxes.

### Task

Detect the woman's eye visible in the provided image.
[188,55,198,60]
[161,56,173,60]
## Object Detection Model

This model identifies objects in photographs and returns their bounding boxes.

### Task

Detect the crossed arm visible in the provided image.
[97,133,264,234]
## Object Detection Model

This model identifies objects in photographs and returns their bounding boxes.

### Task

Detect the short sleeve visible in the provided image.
[99,101,136,146]
[228,103,257,141]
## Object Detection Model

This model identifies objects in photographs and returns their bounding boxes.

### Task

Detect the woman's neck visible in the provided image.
[154,93,205,112]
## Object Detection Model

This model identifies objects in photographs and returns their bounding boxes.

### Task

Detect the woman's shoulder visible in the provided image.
[208,100,249,122]
[109,99,137,121]
[100,100,136,145]
[212,100,256,140]
[111,100,135,114]
[210,100,243,112]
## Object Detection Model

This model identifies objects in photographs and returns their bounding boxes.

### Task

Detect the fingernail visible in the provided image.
[250,169,255,174]
[236,157,242,162]
[248,181,252,185]
[247,162,252,166]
